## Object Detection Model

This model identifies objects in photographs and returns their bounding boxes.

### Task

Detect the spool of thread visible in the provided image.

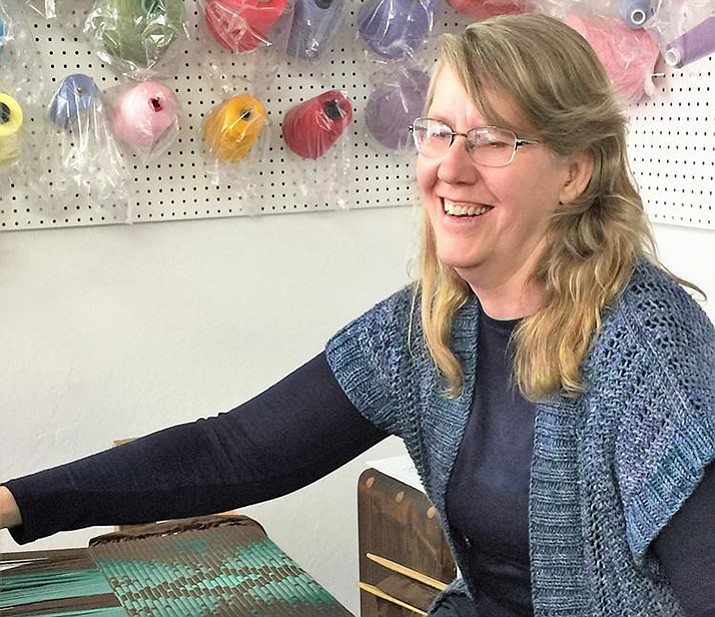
[664,16,715,69]
[282,90,352,159]
[112,81,179,151]
[203,94,266,163]
[365,69,429,150]
[617,0,654,29]
[357,0,438,60]
[49,74,103,130]
[286,0,346,60]
[204,0,288,52]
[0,92,23,167]
[96,0,184,68]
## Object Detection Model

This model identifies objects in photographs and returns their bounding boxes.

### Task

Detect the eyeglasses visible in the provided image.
[409,117,541,168]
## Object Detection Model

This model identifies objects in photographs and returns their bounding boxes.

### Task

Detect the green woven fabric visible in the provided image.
[2,517,351,617]
[88,517,352,616]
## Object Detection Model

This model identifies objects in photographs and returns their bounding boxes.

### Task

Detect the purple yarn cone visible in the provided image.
[287,0,346,60]
[664,16,715,68]
[365,69,429,150]
[357,0,438,60]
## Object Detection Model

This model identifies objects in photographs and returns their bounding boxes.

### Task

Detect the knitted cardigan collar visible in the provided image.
[414,291,595,614]
[426,294,593,613]
[326,260,715,616]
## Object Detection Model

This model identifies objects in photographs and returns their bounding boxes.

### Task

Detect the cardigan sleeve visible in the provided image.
[614,267,715,568]
[325,285,417,436]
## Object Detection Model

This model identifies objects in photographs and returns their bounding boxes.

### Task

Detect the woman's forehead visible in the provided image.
[428,65,525,129]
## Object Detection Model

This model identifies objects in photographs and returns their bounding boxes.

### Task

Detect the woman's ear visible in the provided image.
[559,150,594,204]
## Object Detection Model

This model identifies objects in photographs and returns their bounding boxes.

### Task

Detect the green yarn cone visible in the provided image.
[93,0,184,69]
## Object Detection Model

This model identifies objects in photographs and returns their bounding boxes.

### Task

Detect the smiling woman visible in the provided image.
[1,13,714,617]
[417,17,649,401]
[416,67,591,321]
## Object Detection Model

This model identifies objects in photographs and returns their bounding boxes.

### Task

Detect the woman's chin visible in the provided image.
[436,248,484,274]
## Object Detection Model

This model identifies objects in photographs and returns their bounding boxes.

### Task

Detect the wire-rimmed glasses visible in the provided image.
[409,117,541,168]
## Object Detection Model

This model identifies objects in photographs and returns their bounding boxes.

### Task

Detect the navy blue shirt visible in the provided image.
[447,312,534,616]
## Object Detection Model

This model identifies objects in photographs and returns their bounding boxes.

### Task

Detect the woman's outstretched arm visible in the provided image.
[2,352,387,544]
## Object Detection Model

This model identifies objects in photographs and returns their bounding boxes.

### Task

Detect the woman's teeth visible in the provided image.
[443,199,491,217]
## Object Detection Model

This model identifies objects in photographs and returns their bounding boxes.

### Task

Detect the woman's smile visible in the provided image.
[442,198,494,217]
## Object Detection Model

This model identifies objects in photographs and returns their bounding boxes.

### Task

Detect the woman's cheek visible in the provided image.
[415,155,437,196]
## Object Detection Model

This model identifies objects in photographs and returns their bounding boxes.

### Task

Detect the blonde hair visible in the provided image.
[420,14,660,401]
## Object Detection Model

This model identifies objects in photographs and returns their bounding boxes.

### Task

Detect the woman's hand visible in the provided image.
[0,486,22,529]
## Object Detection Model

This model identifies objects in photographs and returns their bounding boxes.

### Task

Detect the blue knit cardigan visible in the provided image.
[326,260,715,617]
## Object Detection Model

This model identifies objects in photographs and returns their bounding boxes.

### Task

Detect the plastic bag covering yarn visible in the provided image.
[203,94,267,162]
[0,0,49,181]
[445,0,526,20]
[357,0,438,60]
[642,0,712,70]
[617,0,654,29]
[664,15,715,69]
[535,0,649,28]
[111,80,180,163]
[25,0,57,19]
[46,74,130,209]
[365,67,429,150]
[564,14,659,104]
[48,74,103,130]
[0,0,46,109]
[282,90,352,159]
[204,0,289,52]
[85,0,185,73]
[0,91,23,168]
[286,0,346,60]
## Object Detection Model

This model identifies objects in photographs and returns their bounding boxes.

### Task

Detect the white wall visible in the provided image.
[0,206,416,614]
[1,208,713,615]
[652,224,715,318]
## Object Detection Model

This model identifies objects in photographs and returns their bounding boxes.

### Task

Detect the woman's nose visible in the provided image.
[436,135,480,184]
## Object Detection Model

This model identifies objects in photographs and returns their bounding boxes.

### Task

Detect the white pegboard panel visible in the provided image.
[0,0,441,229]
[626,54,714,230]
[0,2,713,230]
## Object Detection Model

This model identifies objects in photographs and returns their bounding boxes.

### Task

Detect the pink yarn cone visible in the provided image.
[112,81,180,151]
[564,15,659,104]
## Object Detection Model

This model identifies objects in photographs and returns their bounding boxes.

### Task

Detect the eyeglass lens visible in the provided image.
[411,119,518,167]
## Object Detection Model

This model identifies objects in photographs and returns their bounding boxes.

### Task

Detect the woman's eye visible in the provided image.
[472,137,509,149]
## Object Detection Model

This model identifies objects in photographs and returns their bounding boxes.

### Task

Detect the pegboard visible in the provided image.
[0,1,713,231]
[627,55,714,229]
